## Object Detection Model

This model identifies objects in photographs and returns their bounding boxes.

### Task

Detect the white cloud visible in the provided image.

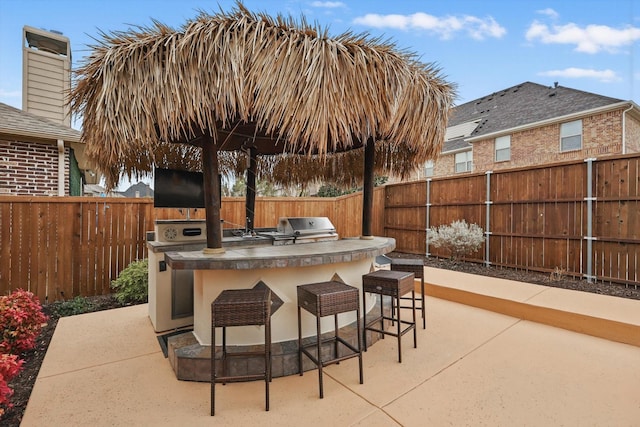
[311,1,346,8]
[526,20,640,54]
[538,67,620,83]
[536,8,559,20]
[353,12,506,40]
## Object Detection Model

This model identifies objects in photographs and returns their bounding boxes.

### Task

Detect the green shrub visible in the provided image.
[52,296,96,317]
[111,259,148,304]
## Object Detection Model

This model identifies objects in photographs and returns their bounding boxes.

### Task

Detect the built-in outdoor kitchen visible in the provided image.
[147,215,395,381]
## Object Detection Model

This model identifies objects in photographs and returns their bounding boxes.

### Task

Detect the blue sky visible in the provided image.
[1,0,638,112]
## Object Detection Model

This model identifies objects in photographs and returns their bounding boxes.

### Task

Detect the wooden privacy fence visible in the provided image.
[0,189,384,301]
[385,153,640,286]
[4,152,639,303]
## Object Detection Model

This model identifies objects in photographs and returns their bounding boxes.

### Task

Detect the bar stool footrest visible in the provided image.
[300,336,360,367]
[364,316,415,339]
[214,374,267,383]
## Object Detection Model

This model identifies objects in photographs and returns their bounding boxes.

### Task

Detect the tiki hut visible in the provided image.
[70,2,454,252]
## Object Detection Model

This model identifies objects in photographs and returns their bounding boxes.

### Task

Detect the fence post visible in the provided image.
[425,178,432,257]
[484,171,493,267]
[584,158,596,283]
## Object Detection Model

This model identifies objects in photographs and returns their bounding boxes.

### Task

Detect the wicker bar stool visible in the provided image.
[391,258,426,329]
[362,270,416,363]
[211,288,271,416]
[297,281,363,398]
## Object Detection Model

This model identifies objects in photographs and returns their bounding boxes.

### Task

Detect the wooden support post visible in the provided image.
[361,137,375,239]
[202,136,224,253]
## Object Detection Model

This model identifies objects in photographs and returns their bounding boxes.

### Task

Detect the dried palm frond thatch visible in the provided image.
[69,2,455,189]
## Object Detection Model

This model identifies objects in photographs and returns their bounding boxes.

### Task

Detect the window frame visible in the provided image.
[495,135,511,162]
[454,150,472,173]
[560,119,582,152]
[423,160,434,178]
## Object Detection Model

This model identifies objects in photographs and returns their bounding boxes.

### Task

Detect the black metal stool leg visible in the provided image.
[420,277,426,329]
[396,294,402,363]
[362,290,368,352]
[211,324,216,416]
[316,312,324,398]
[380,295,386,335]
[298,305,303,376]
[334,314,339,361]
[265,318,270,411]
[222,327,227,385]
[356,304,363,384]
[412,290,417,348]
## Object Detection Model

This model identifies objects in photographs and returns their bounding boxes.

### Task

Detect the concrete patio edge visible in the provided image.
[422,274,640,348]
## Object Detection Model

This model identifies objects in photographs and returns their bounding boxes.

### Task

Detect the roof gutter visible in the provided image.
[440,146,473,155]
[0,128,81,144]
[466,101,637,142]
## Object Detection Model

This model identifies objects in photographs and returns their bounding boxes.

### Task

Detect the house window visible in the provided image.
[424,160,434,177]
[454,151,472,173]
[560,119,582,151]
[495,135,511,162]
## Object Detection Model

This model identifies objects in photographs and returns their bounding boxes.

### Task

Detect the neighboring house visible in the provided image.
[418,82,640,178]
[0,102,93,196]
[0,27,100,196]
[83,184,123,197]
[120,182,154,198]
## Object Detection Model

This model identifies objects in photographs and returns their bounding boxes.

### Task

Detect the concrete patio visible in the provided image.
[21,267,640,426]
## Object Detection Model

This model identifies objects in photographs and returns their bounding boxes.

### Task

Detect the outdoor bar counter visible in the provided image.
[164,236,395,347]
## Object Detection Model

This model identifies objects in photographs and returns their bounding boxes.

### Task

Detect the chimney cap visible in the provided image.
[24,26,69,56]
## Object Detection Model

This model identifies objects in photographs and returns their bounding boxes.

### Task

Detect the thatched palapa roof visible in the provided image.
[70,2,455,189]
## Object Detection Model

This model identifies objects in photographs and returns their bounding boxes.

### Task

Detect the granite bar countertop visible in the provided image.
[164,237,395,270]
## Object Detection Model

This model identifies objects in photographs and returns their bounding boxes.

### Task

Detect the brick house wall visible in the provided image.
[432,151,455,176]
[626,112,640,153]
[444,109,630,175]
[0,138,69,196]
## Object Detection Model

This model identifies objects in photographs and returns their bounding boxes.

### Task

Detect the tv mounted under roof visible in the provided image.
[153,168,205,208]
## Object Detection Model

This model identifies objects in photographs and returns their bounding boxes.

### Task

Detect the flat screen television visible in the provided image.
[153,168,206,208]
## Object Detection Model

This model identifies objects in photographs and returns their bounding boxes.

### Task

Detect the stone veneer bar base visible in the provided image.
[167,296,392,382]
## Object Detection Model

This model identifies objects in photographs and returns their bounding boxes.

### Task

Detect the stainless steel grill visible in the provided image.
[277,217,336,236]
[257,217,338,245]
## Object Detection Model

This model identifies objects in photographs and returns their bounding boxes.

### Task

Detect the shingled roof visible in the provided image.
[0,102,80,143]
[442,81,625,153]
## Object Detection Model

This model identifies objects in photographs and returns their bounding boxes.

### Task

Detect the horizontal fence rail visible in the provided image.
[0,189,385,301]
[384,153,640,287]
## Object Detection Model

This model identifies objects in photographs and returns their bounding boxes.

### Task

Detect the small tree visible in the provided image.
[428,220,484,261]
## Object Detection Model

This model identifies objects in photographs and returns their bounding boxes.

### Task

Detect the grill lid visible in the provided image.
[277,217,336,236]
